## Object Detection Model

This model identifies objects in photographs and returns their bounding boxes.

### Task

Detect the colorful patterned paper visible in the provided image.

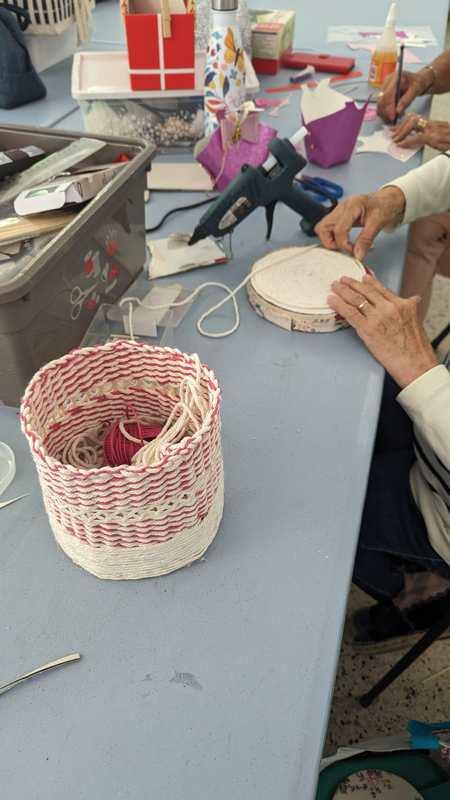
[204,25,246,136]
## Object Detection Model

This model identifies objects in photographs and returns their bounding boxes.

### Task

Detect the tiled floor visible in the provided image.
[325,89,450,753]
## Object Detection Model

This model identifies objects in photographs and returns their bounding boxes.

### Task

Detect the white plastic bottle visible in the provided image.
[204,0,246,137]
[369,2,398,88]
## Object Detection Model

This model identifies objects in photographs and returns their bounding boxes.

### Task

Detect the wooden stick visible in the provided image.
[0,212,77,246]
[161,0,171,38]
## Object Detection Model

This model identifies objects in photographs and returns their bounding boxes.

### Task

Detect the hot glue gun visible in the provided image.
[189,127,337,246]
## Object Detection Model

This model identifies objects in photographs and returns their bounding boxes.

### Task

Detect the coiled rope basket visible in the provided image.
[20,340,224,580]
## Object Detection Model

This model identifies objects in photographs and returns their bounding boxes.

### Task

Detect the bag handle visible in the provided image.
[0,2,31,31]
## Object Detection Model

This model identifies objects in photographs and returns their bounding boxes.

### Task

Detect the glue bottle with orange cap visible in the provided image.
[369,2,398,89]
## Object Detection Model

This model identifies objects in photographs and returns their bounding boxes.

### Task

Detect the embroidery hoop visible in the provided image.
[247,246,368,333]
[332,769,423,799]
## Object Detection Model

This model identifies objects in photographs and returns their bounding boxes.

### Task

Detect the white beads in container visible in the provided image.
[82,99,204,151]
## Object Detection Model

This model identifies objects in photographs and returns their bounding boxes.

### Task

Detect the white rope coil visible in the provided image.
[120,246,365,340]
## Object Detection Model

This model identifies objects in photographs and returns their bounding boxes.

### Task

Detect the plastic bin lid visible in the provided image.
[0,441,15,497]
[72,50,259,101]
[0,124,153,303]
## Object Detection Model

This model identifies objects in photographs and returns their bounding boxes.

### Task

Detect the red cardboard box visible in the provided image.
[125,1,195,91]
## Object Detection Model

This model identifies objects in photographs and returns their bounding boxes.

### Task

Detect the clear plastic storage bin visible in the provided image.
[72,50,260,152]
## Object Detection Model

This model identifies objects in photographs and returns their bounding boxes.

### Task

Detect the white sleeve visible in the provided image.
[397,365,450,470]
[386,153,450,224]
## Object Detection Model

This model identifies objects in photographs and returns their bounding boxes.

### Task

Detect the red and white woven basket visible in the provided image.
[20,340,223,580]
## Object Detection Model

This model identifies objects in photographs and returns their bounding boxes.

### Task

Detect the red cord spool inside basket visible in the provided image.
[103,418,163,466]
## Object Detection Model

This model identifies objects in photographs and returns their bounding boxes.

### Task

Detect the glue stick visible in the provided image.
[369,2,398,89]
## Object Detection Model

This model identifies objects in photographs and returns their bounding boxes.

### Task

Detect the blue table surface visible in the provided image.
[0,2,448,799]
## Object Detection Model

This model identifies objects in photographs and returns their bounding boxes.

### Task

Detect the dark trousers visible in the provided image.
[353,375,450,603]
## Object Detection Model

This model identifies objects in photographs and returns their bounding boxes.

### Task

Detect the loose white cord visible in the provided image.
[132,354,208,466]
[119,245,320,340]
[62,424,108,467]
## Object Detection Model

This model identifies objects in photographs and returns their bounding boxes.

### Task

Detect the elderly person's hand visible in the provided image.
[377,70,431,123]
[328,273,438,388]
[392,114,450,151]
[315,186,406,260]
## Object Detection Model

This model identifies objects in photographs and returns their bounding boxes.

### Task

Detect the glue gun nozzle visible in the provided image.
[189,226,207,246]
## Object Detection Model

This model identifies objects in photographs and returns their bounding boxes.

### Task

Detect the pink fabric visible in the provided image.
[197,115,277,191]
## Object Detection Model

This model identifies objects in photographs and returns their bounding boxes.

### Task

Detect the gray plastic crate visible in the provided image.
[0,124,154,406]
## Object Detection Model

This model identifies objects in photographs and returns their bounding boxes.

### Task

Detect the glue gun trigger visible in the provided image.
[265,202,277,241]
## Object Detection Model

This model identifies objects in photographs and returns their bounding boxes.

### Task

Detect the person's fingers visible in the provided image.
[396,84,420,116]
[380,101,397,123]
[327,292,365,330]
[392,113,419,142]
[315,220,338,250]
[377,78,397,122]
[329,200,366,254]
[397,132,427,149]
[360,273,400,303]
[331,279,374,310]
[338,276,399,320]
[353,212,384,261]
[333,223,356,254]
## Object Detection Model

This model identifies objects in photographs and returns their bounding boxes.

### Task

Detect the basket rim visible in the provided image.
[20,340,221,475]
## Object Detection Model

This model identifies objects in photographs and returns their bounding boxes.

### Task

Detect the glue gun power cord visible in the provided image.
[145,197,216,234]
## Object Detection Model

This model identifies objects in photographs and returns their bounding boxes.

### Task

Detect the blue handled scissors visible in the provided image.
[298,175,344,205]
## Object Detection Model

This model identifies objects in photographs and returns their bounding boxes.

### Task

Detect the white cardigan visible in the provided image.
[388,156,450,563]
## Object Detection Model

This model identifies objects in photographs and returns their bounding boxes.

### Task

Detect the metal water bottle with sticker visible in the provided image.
[204,0,246,137]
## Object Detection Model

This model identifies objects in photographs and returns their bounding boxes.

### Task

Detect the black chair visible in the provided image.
[359,321,450,708]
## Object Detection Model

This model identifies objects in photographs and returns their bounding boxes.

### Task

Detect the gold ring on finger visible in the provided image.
[416,117,428,131]
[358,300,370,314]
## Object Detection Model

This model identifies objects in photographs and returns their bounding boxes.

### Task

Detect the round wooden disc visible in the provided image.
[247,246,367,333]
[333,770,423,800]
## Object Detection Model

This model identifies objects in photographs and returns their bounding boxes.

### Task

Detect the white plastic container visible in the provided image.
[72,50,260,151]
[25,24,78,73]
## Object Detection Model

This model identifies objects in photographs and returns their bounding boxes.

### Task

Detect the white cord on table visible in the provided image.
[120,245,320,340]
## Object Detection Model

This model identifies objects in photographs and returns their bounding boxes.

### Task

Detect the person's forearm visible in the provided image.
[398,367,450,470]
[386,153,450,223]
[419,50,450,95]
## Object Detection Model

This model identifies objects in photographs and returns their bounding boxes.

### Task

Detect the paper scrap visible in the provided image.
[301,79,348,124]
[347,42,422,64]
[265,82,310,94]
[268,96,291,116]
[147,162,214,192]
[363,105,378,122]
[330,70,363,84]
[356,127,421,162]
[123,283,183,337]
[327,25,436,47]
[255,97,286,108]
[148,234,227,279]
[255,96,291,115]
